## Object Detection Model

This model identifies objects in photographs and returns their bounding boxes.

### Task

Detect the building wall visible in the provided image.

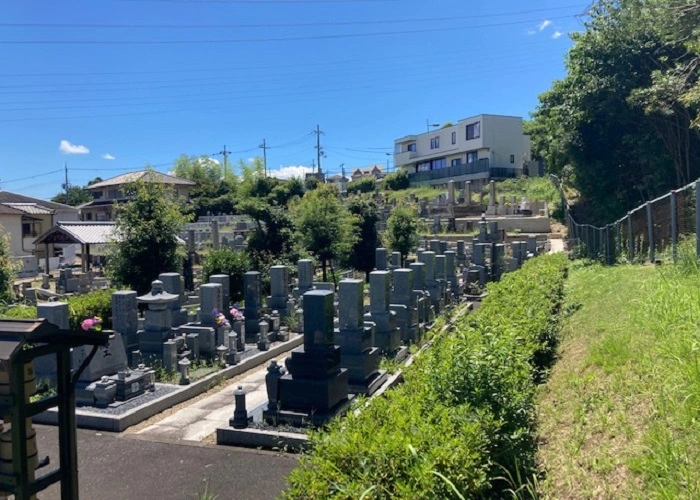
[0,214,26,256]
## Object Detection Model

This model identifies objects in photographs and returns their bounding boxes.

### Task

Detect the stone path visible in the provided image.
[548,236,565,253]
[136,360,274,442]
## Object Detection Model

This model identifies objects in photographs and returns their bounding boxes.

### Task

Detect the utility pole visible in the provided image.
[313,124,325,177]
[63,161,70,194]
[215,145,232,179]
[259,139,268,177]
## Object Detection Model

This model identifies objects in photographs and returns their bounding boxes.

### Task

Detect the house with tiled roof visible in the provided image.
[350,165,384,182]
[79,170,195,222]
[0,190,79,273]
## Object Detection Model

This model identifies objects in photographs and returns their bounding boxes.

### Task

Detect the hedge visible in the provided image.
[283,253,568,499]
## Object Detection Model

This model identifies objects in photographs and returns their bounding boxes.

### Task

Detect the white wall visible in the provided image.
[482,115,526,168]
[0,214,27,256]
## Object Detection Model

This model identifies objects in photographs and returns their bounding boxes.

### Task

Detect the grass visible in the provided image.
[537,242,700,498]
[385,186,443,202]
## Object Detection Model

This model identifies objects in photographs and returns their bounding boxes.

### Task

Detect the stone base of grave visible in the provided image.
[276,366,349,412]
[375,329,401,355]
[349,369,388,397]
[244,317,260,342]
[342,347,381,384]
[263,394,355,427]
[388,345,410,363]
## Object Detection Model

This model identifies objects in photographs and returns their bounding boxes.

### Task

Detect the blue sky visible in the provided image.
[0,0,585,199]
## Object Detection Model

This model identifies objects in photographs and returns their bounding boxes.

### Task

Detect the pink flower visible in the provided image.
[230,308,243,320]
[81,316,103,332]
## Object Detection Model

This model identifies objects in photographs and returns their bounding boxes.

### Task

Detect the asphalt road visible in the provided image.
[32,425,299,500]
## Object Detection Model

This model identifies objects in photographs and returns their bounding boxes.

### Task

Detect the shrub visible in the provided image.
[66,290,114,330]
[346,177,376,194]
[283,253,568,498]
[383,170,410,191]
[202,248,249,303]
[0,304,37,319]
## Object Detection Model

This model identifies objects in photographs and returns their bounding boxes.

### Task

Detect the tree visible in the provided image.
[239,198,298,270]
[347,198,379,282]
[0,229,15,303]
[293,185,359,282]
[202,248,249,303]
[346,176,376,194]
[383,170,410,191]
[384,205,419,266]
[106,171,189,294]
[172,155,236,217]
[52,186,92,206]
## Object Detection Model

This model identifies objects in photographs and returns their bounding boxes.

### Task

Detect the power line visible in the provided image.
[0,6,585,30]
[0,15,576,45]
[119,0,392,3]
[0,37,556,78]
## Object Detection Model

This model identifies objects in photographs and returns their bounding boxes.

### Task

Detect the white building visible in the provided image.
[393,114,531,189]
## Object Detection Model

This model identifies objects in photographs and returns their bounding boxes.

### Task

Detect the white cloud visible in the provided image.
[552,31,563,39]
[527,29,536,35]
[269,165,313,180]
[102,153,115,160]
[538,20,552,31]
[59,139,90,155]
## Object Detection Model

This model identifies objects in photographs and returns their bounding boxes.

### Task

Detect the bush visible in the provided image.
[283,253,568,499]
[0,304,37,319]
[346,177,376,194]
[383,170,410,191]
[66,290,114,330]
[202,248,249,303]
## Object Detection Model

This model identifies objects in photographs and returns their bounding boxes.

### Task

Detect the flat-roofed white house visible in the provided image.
[79,170,195,222]
[393,114,531,189]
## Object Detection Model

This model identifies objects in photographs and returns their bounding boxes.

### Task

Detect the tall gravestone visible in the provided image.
[335,280,387,395]
[391,269,419,344]
[211,220,220,250]
[375,248,388,271]
[293,259,314,297]
[421,251,443,313]
[410,261,431,327]
[112,290,139,358]
[159,272,188,327]
[243,272,262,342]
[444,251,459,299]
[368,271,401,355]
[264,290,351,426]
[267,265,290,319]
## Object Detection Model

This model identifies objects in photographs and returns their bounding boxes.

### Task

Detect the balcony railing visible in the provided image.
[489,167,521,179]
[394,150,418,165]
[408,159,489,183]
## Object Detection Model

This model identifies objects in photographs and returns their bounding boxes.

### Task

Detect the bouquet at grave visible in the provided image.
[81,316,103,332]
[230,306,244,321]
[213,309,229,327]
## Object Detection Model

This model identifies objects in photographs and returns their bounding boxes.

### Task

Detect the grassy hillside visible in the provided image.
[537,245,700,497]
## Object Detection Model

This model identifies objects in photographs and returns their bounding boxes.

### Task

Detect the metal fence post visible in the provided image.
[604,225,610,265]
[696,180,700,258]
[627,213,634,262]
[646,202,655,263]
[670,190,677,261]
[616,221,622,262]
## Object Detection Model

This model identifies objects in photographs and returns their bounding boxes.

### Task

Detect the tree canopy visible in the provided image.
[347,198,379,282]
[530,0,700,223]
[106,171,189,294]
[293,184,359,282]
[384,205,419,265]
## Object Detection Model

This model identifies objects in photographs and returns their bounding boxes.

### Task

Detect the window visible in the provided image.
[466,121,481,140]
[451,158,462,167]
[510,155,515,164]
[451,131,456,145]
[430,136,440,149]
[407,143,416,152]
[467,151,478,164]
[431,158,446,170]
[417,162,431,172]
[86,212,93,221]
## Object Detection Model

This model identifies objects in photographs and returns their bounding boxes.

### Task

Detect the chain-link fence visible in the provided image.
[564,179,700,264]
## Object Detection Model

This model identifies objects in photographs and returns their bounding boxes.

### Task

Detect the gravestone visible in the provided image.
[435,254,448,305]
[390,252,401,270]
[35,302,69,377]
[456,240,467,266]
[447,180,455,204]
[334,280,387,395]
[444,250,460,298]
[137,280,179,359]
[391,269,419,343]
[464,180,472,205]
[209,274,231,319]
[421,251,443,313]
[368,271,401,355]
[293,259,314,297]
[159,272,188,327]
[112,290,139,358]
[492,244,506,281]
[264,290,352,426]
[375,248,388,271]
[267,265,290,319]
[199,283,223,327]
[211,220,220,250]
[527,235,538,255]
[244,272,262,342]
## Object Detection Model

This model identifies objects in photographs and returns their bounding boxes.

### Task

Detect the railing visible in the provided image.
[408,160,489,184]
[489,167,521,179]
[561,177,700,264]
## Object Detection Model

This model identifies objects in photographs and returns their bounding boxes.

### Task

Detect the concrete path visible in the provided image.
[34,425,297,500]
[548,236,565,254]
[136,361,273,442]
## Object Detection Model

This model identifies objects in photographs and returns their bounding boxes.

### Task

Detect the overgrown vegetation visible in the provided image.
[0,230,15,304]
[383,205,419,266]
[383,170,410,191]
[201,248,249,303]
[346,176,376,194]
[537,241,700,497]
[284,253,568,499]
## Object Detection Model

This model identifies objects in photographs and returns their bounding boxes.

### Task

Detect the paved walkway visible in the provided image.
[35,425,298,500]
[549,236,566,253]
[136,362,272,442]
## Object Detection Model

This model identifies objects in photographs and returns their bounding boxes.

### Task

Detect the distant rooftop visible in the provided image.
[86,170,195,190]
[0,190,78,212]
